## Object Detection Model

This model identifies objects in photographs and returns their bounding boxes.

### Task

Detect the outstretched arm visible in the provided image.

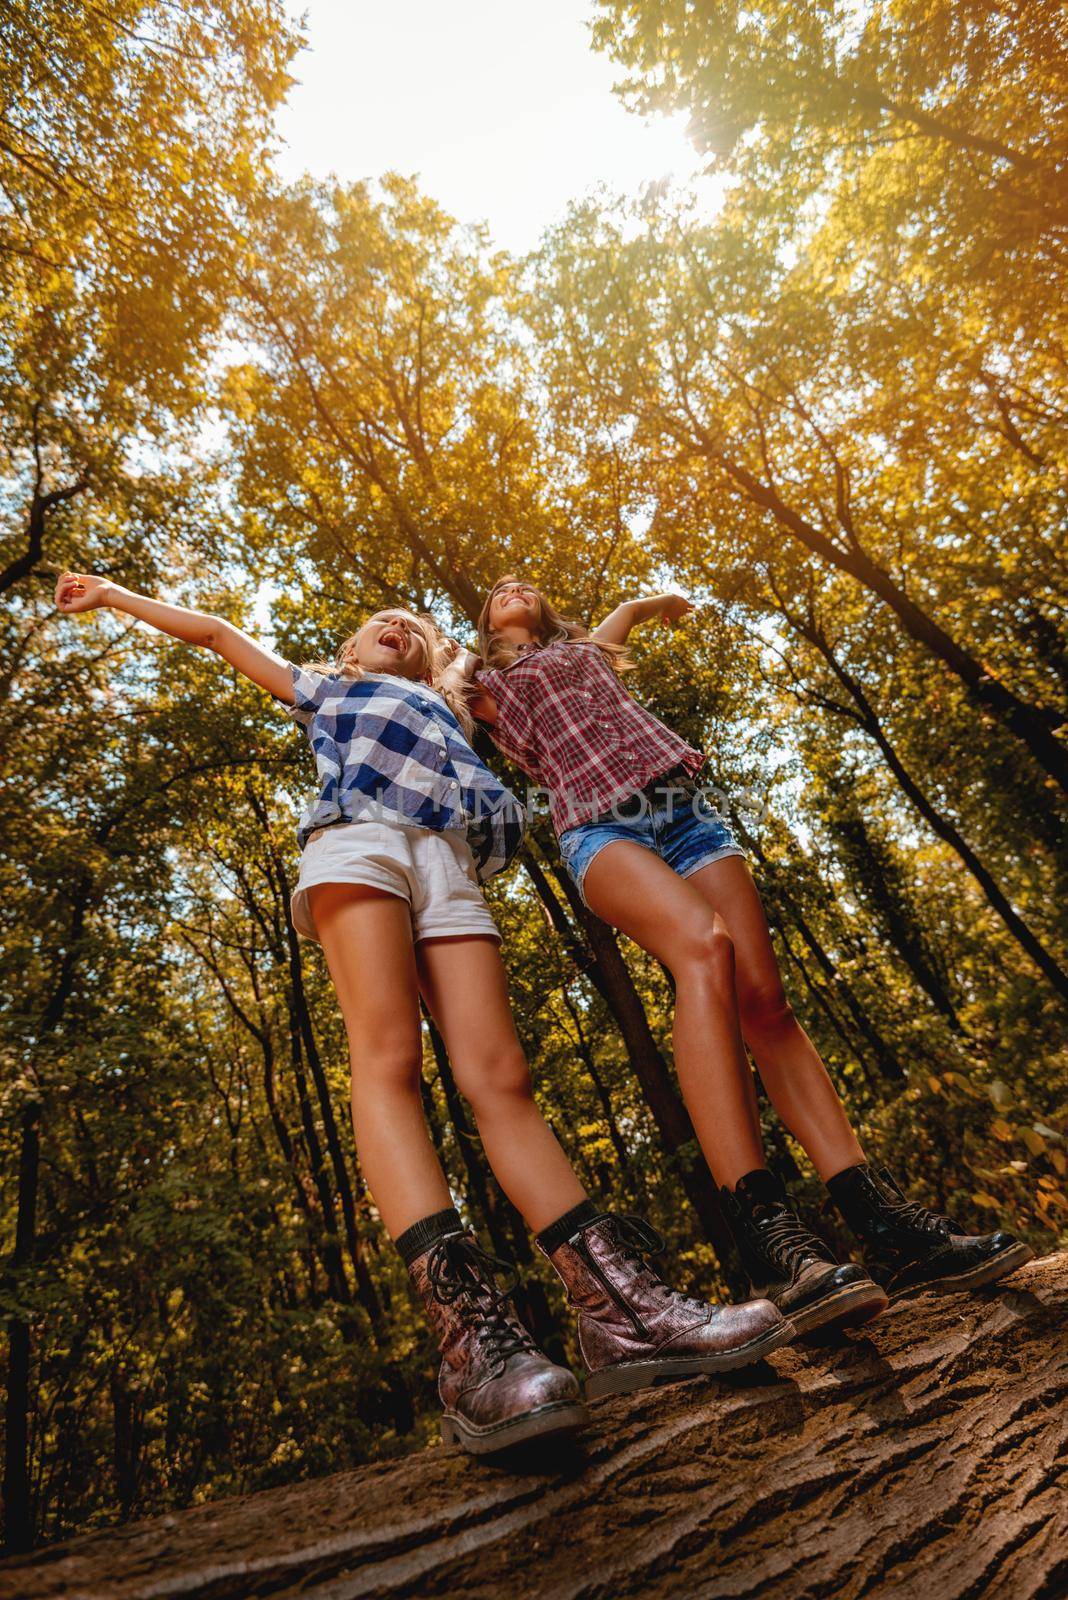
[591,592,694,646]
[55,572,295,703]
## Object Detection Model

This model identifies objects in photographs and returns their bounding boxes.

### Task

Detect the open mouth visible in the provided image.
[379,628,409,653]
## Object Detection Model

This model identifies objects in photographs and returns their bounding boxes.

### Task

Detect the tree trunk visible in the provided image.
[422,1013,564,1362]
[3,883,92,1555]
[250,791,386,1335]
[797,624,1068,1000]
[824,804,963,1029]
[559,984,638,1187]
[524,849,739,1279]
[6,1254,1064,1599]
[278,983,351,1304]
[744,835,906,1083]
[274,854,385,1335]
[2,1104,41,1556]
[712,450,1068,792]
[766,911,880,1091]
[256,1025,358,1320]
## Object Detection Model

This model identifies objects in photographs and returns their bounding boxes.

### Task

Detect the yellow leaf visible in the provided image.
[927,1075,942,1094]
[1051,1150,1066,1176]
[1021,1128,1047,1157]
[987,1079,1013,1110]
[971,1192,1001,1210]
[990,1119,1014,1142]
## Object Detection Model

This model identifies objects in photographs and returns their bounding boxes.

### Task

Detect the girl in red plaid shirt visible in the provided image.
[468,577,1031,1324]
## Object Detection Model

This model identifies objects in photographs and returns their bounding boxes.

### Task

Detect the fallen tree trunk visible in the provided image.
[3,1253,1066,1600]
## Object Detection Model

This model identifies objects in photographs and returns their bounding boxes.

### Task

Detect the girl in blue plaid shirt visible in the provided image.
[57,571,792,1454]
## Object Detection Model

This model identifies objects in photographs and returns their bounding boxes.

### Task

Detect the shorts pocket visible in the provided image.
[444,831,480,885]
[557,826,584,872]
[694,793,726,824]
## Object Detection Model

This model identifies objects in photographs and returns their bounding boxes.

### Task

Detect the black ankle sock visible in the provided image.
[825,1161,869,1193]
[536,1199,600,1257]
[395,1206,464,1267]
[729,1168,790,1206]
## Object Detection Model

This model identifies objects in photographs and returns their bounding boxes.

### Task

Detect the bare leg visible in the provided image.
[308,882,452,1239]
[581,843,766,1189]
[686,857,865,1181]
[416,935,588,1234]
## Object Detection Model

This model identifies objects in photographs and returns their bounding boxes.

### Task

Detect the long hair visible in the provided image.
[303,609,475,738]
[476,575,632,674]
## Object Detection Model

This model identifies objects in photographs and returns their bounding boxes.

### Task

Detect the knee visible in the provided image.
[672,915,736,992]
[738,977,795,1037]
[453,1047,535,1117]
[349,1040,423,1099]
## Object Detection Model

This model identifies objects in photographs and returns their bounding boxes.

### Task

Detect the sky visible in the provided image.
[275,0,721,254]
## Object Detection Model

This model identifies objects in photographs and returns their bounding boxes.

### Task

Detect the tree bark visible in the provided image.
[6,1253,1064,1600]
[191,935,363,1324]
[849,80,1043,173]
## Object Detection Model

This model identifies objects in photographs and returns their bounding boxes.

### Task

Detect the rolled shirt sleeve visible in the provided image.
[475,665,543,783]
[284,665,339,726]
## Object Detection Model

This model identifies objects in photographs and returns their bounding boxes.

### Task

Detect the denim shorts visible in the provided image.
[558,769,746,906]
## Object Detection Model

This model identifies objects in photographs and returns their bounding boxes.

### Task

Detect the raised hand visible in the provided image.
[55,571,112,613]
[660,594,695,627]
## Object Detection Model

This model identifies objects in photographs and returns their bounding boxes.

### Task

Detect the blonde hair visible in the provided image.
[476,575,632,674]
[304,609,475,738]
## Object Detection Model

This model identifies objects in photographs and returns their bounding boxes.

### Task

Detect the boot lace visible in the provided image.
[873,1173,952,1238]
[606,1214,667,1263]
[604,1215,708,1312]
[755,1205,835,1274]
[425,1234,537,1369]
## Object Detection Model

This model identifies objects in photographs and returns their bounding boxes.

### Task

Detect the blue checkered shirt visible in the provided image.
[285,667,525,882]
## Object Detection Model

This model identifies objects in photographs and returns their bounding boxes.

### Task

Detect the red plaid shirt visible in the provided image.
[476,640,704,834]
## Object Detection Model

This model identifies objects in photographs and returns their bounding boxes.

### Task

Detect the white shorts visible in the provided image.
[290,821,501,946]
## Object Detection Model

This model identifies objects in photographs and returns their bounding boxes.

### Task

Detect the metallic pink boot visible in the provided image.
[401,1210,588,1454]
[538,1205,793,1398]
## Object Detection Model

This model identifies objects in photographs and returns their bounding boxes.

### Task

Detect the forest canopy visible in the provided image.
[2,0,1066,1550]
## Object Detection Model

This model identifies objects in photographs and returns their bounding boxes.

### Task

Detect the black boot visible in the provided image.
[721,1169,888,1335]
[826,1163,1034,1299]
